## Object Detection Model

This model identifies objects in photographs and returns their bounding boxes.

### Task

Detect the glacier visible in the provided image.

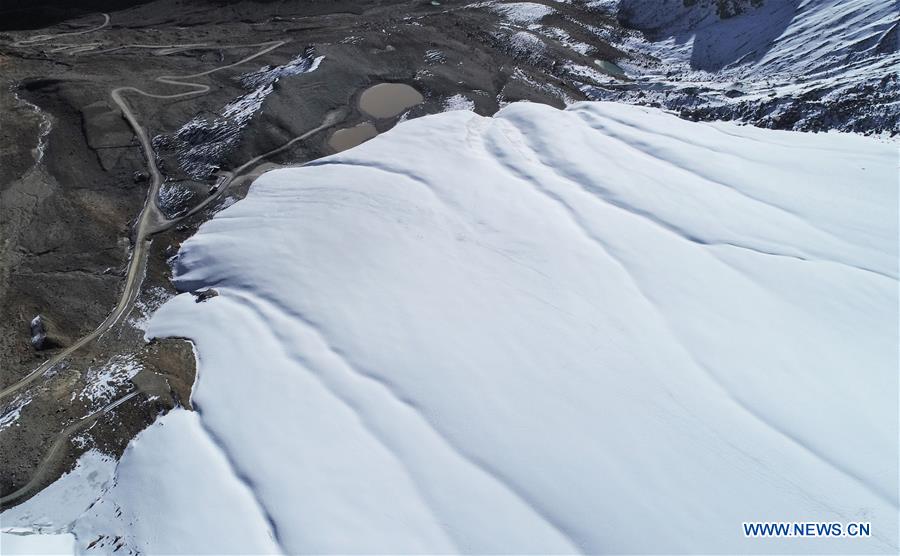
[3,101,897,554]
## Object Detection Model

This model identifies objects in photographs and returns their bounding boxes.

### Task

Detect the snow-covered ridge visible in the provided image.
[619,0,898,75]
[5,102,897,554]
[592,0,900,133]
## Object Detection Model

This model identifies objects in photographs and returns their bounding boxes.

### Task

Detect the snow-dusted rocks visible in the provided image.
[6,102,898,553]
[491,2,556,24]
[608,0,900,133]
[621,0,898,77]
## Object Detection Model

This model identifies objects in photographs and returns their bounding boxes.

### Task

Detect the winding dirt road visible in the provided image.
[0,390,139,506]
[1,13,348,503]
[11,13,110,48]
[0,20,337,403]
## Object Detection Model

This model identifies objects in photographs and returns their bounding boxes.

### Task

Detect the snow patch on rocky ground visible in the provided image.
[0,395,32,432]
[127,286,173,333]
[491,2,555,24]
[443,94,476,111]
[152,49,324,179]
[78,355,142,407]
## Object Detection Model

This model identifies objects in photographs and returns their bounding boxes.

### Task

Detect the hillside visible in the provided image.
[5,102,896,554]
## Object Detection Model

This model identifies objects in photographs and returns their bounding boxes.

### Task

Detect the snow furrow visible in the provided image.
[566,107,898,278]
[482,114,899,515]
[226,288,583,554]
[189,407,287,555]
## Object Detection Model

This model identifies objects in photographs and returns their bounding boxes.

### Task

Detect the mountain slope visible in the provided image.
[604,0,900,132]
[6,101,896,554]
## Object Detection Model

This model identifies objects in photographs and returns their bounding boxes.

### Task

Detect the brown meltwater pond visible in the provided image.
[328,122,378,153]
[358,83,423,118]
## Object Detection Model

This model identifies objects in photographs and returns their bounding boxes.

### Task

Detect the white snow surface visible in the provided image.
[8,101,899,553]
[0,531,75,555]
[71,409,281,555]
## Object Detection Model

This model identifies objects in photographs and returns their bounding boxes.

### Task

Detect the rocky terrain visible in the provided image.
[0,0,896,511]
[604,0,900,133]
